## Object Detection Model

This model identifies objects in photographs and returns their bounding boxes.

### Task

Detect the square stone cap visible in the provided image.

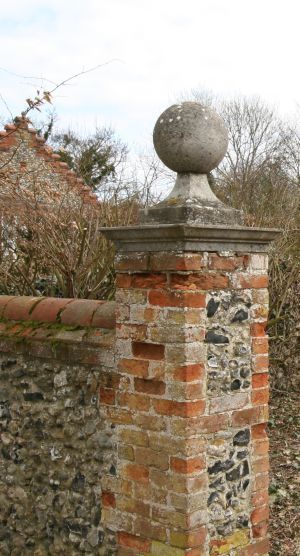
[100,223,281,253]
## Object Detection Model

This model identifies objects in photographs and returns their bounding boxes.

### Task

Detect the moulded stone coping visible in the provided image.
[101,224,280,253]
[0,295,116,329]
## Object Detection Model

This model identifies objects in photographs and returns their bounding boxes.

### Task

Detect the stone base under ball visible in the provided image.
[140,172,244,227]
[140,200,244,227]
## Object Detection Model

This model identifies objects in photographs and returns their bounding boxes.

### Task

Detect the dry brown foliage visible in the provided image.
[269,390,300,555]
[0,171,138,299]
[187,92,300,391]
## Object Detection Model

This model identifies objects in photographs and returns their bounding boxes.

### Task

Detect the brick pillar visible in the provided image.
[100,102,279,555]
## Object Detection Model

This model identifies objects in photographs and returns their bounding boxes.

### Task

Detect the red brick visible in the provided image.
[117,273,167,289]
[107,407,134,426]
[252,355,269,373]
[232,405,268,426]
[131,273,167,289]
[118,532,151,553]
[252,520,268,539]
[251,337,268,355]
[170,456,206,474]
[153,399,206,417]
[150,253,204,271]
[119,392,150,412]
[236,538,269,556]
[251,423,267,440]
[192,414,229,434]
[170,273,229,290]
[148,290,206,308]
[173,363,205,382]
[252,489,268,508]
[99,387,115,405]
[118,358,149,378]
[117,496,150,518]
[134,413,167,432]
[252,456,269,474]
[100,372,122,390]
[252,388,269,405]
[253,439,269,456]
[170,527,207,548]
[119,429,149,447]
[134,378,166,396]
[252,374,268,389]
[251,506,269,525]
[134,517,167,542]
[116,274,133,288]
[115,254,149,271]
[118,537,139,553]
[135,448,169,470]
[123,463,149,483]
[184,382,206,400]
[132,342,165,360]
[252,473,268,492]
[208,254,248,271]
[238,275,268,289]
[102,491,116,508]
[250,322,267,337]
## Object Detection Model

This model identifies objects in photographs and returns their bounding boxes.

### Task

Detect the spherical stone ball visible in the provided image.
[153,102,228,174]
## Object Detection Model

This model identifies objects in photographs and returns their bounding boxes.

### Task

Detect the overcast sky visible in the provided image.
[0,0,299,150]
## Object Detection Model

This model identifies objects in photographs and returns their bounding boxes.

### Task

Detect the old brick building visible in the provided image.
[0,116,97,206]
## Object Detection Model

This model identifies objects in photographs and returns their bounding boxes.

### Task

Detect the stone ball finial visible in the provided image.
[153,101,228,174]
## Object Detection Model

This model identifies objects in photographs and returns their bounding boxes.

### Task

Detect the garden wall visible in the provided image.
[0,296,117,556]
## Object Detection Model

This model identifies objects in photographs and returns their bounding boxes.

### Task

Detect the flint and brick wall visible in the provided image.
[0,296,117,555]
[0,249,271,556]
[105,250,270,556]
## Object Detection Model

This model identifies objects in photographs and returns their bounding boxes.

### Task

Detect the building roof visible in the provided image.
[0,116,98,206]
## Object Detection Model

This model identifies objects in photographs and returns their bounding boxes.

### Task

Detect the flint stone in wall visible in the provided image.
[207,298,220,317]
[205,330,229,344]
[233,429,250,446]
[0,352,116,554]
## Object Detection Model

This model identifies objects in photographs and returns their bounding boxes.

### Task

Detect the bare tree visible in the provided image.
[181,89,300,390]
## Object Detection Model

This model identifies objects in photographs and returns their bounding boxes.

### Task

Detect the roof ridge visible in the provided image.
[0,116,99,206]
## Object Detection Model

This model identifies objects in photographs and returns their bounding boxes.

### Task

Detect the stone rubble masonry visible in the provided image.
[101,249,271,556]
[0,119,98,206]
[0,299,117,555]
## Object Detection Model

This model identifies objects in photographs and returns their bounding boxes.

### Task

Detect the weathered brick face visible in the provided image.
[107,250,270,555]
